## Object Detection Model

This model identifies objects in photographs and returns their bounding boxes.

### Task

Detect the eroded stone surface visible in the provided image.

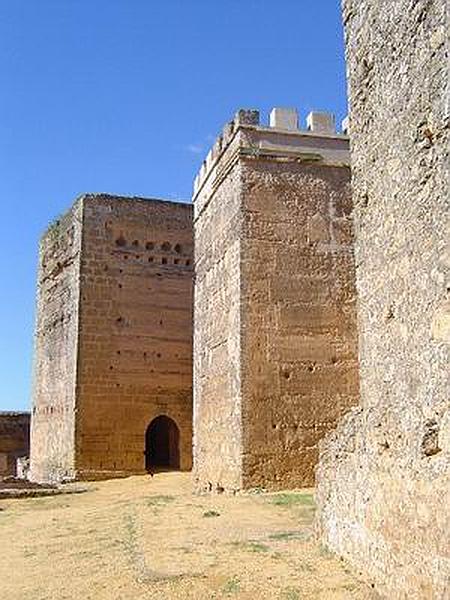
[0,412,30,477]
[30,195,193,483]
[193,114,359,493]
[316,0,450,597]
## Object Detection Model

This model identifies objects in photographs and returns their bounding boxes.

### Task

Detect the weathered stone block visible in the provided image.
[306,111,335,134]
[269,107,299,131]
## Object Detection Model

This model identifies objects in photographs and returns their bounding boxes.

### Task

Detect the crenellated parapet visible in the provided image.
[192,107,350,216]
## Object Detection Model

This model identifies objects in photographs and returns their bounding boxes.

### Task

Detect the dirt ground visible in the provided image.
[0,472,376,600]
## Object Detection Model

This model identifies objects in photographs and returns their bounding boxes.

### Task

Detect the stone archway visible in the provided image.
[145,415,180,471]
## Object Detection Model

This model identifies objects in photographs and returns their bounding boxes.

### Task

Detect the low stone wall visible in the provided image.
[0,412,30,477]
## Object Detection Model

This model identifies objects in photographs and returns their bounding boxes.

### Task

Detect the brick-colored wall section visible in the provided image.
[315,0,450,597]
[30,194,193,483]
[0,412,30,476]
[76,195,193,479]
[193,112,359,492]
[29,202,83,482]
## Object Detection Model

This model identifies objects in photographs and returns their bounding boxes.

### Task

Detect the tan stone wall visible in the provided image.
[30,195,193,483]
[0,412,30,476]
[29,202,83,483]
[76,195,193,479]
[193,163,243,492]
[315,0,450,597]
[240,157,358,490]
[193,111,359,492]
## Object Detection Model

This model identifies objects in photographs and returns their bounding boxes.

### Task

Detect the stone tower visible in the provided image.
[316,0,450,596]
[193,108,359,492]
[30,194,193,483]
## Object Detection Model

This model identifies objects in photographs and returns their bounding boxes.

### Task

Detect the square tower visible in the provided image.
[30,194,193,483]
[193,108,359,492]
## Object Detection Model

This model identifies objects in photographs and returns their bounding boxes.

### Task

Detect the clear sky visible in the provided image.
[0,0,347,411]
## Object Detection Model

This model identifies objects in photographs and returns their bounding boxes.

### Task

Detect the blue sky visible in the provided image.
[0,0,347,411]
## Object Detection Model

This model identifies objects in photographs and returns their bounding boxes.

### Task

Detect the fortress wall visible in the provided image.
[29,201,83,483]
[239,150,358,490]
[315,0,450,596]
[0,412,30,476]
[193,109,359,492]
[193,131,244,492]
[75,195,193,479]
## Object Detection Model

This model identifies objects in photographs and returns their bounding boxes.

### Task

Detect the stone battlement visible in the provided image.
[193,107,349,203]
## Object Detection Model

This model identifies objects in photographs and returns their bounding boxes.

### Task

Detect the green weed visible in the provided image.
[269,493,315,508]
[223,576,240,594]
[202,510,220,518]
[231,540,270,553]
[146,495,174,507]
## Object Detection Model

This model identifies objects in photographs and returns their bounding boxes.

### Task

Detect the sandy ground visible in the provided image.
[0,472,376,600]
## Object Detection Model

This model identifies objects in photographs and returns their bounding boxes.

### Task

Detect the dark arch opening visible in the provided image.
[145,415,180,471]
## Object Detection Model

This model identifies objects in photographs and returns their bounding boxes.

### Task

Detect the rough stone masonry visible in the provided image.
[30,195,193,483]
[193,107,359,492]
[316,0,450,598]
[0,412,30,477]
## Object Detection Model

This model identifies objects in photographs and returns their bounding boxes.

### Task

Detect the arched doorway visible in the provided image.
[145,415,180,471]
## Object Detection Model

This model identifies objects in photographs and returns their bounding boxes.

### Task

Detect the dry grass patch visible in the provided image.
[0,472,377,600]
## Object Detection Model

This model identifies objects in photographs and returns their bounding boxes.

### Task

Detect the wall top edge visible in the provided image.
[193,108,350,202]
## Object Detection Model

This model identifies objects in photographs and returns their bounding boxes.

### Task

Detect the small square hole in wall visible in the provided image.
[148,256,154,263]
[174,259,179,265]
[132,240,139,247]
[146,242,154,250]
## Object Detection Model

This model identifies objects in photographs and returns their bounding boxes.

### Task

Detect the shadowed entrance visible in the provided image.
[145,415,180,471]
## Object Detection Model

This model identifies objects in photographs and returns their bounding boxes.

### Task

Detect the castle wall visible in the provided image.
[193,159,243,492]
[29,202,83,482]
[75,195,193,479]
[240,154,358,490]
[193,109,359,492]
[30,195,193,483]
[0,412,30,477]
[315,0,450,597]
